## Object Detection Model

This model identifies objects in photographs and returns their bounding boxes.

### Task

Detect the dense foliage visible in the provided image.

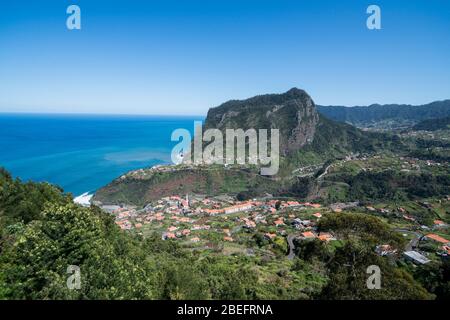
[326,170,450,202]
[413,116,450,131]
[296,214,434,300]
[318,241,433,300]
[317,100,450,127]
[0,168,323,299]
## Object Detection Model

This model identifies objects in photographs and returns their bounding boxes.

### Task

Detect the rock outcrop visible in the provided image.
[204,88,319,155]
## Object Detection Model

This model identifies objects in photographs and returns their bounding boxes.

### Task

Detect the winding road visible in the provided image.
[287,234,297,260]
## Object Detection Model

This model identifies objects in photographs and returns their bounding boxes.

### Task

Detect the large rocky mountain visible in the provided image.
[204,88,319,155]
[94,88,399,205]
[203,88,393,159]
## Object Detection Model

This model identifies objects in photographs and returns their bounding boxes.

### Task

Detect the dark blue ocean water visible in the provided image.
[0,113,202,196]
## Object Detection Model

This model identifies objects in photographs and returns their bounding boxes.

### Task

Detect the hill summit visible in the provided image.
[94,88,400,204]
[203,88,391,163]
[205,88,319,155]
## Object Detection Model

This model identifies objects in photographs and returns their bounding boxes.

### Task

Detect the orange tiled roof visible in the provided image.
[426,233,450,244]
[204,208,223,214]
[302,231,316,238]
[318,233,333,241]
[223,202,253,211]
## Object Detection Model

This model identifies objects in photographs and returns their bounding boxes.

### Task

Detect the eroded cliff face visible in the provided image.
[204,88,319,155]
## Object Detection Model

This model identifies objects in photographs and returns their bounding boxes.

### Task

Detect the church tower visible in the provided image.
[185,193,190,208]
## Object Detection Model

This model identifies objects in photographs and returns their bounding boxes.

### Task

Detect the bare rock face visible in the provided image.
[205,88,319,155]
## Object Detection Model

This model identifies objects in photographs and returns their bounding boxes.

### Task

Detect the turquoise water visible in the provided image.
[0,113,202,196]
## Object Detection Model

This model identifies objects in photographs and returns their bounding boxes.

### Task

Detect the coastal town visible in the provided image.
[93,190,450,265]
[99,194,325,247]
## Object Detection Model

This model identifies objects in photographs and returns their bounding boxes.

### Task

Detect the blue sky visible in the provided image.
[0,0,449,115]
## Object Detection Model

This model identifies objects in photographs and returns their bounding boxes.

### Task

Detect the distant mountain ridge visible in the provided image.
[317,100,450,128]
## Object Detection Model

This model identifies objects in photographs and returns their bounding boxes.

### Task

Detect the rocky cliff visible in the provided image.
[204,88,319,155]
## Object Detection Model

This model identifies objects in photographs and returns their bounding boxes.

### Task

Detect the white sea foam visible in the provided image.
[74,192,93,206]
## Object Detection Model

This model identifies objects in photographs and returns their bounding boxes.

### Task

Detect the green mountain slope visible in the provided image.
[317,100,450,128]
[94,166,281,206]
[203,88,401,173]
[95,88,401,204]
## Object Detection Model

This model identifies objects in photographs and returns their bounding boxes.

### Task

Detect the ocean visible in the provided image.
[0,113,203,196]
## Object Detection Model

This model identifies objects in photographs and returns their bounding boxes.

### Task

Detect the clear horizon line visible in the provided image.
[0,111,206,118]
[1,97,449,116]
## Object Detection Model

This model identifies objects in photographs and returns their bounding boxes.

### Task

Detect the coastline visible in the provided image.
[73,192,93,206]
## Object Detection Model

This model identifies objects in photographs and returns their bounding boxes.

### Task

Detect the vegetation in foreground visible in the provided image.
[1,167,449,300]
